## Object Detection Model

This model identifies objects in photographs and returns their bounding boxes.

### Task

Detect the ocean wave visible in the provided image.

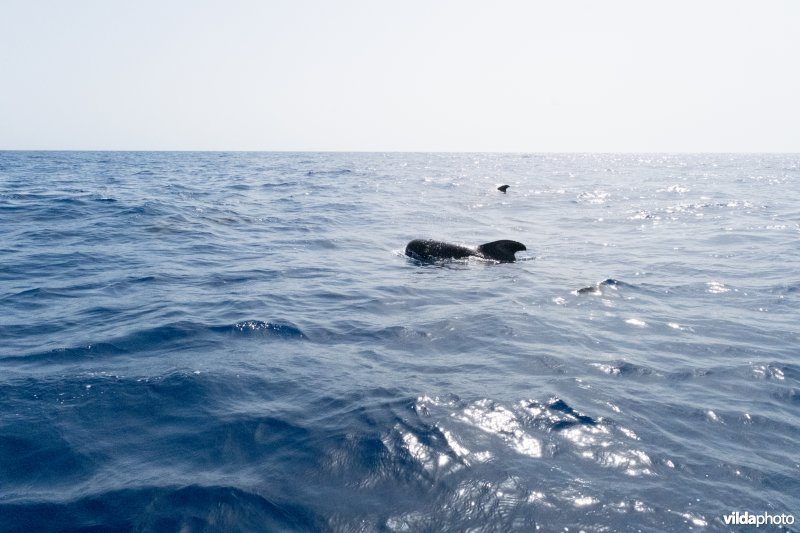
[305,169,353,176]
[216,320,306,339]
[1,320,306,363]
[1,485,321,532]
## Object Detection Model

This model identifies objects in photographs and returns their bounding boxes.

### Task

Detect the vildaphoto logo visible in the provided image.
[722,511,794,527]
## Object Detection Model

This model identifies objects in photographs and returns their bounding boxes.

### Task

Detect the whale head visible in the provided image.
[405,239,476,262]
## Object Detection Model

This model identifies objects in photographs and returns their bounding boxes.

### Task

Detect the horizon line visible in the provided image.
[2,149,799,155]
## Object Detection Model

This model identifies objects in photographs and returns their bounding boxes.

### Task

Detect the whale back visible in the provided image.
[405,239,476,261]
[476,240,526,262]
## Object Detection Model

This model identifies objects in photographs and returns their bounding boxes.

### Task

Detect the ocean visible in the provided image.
[1,151,798,531]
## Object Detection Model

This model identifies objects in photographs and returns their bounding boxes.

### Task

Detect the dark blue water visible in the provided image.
[1,152,798,531]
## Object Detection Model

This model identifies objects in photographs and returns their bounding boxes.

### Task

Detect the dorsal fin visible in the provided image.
[476,240,526,262]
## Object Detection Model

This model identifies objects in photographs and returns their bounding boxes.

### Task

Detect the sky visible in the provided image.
[1,0,798,152]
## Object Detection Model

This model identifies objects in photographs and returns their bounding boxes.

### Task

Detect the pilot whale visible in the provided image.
[577,278,622,294]
[405,239,526,263]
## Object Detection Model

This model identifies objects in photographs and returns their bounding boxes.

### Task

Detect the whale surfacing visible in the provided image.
[577,278,622,294]
[405,239,526,263]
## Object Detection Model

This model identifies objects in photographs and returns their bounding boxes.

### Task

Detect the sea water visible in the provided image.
[1,152,798,531]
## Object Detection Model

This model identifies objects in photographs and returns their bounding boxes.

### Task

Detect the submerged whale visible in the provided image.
[497,185,510,193]
[405,239,526,263]
[577,278,622,294]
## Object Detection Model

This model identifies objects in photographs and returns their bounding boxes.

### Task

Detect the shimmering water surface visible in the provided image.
[1,152,798,531]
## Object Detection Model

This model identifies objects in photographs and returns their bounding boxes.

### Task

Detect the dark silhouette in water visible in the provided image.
[577,278,622,294]
[405,239,526,263]
[497,185,510,193]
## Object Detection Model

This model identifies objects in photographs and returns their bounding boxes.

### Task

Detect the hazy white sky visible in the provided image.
[1,0,798,151]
